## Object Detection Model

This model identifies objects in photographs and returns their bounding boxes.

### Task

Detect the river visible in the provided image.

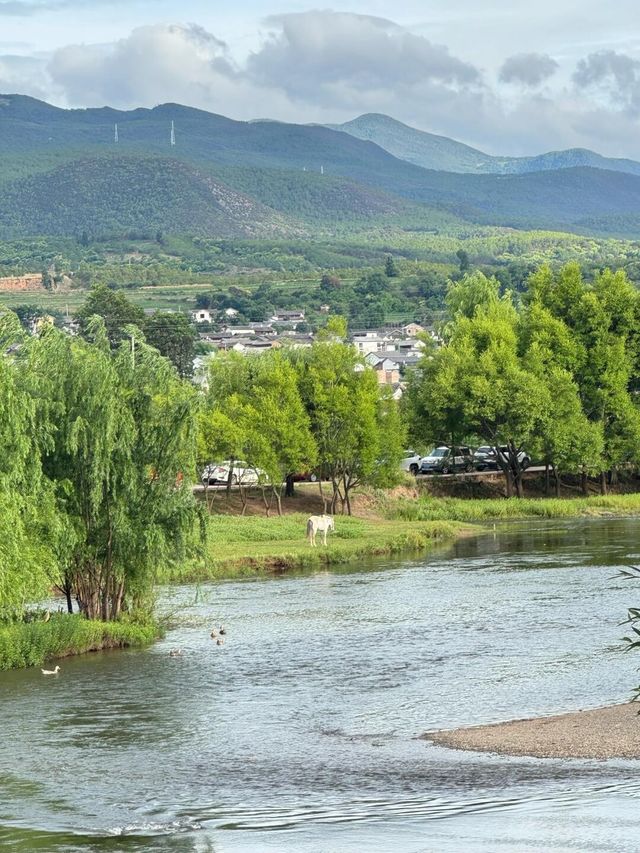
[2,517,640,852]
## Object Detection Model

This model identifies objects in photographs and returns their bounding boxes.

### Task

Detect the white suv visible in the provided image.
[201,462,268,486]
[400,450,421,476]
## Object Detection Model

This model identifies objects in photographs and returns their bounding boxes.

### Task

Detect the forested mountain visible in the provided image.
[1,95,640,239]
[330,113,640,178]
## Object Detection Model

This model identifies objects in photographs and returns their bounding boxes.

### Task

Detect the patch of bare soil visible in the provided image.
[198,483,347,518]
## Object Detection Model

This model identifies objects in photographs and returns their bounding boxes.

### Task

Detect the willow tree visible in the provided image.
[0,312,62,621]
[25,320,197,620]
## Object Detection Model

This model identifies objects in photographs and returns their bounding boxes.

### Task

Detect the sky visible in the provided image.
[1,1,640,157]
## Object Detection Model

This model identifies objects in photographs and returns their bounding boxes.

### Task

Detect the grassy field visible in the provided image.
[162,513,469,582]
[0,284,214,314]
[389,492,640,522]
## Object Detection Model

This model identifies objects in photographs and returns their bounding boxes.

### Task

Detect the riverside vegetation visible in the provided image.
[5,260,640,669]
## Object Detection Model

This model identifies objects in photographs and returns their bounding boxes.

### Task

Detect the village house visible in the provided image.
[270,309,306,323]
[192,309,214,324]
[401,322,424,337]
[220,325,256,337]
[351,331,393,355]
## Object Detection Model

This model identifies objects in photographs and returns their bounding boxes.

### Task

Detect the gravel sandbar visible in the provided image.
[424,703,640,759]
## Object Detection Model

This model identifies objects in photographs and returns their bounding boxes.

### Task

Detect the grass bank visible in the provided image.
[0,614,159,671]
[162,514,469,582]
[388,492,640,522]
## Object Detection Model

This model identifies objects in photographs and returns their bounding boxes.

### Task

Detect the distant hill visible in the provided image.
[329,113,640,178]
[1,95,640,239]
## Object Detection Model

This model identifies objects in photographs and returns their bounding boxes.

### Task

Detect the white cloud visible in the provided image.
[573,50,640,114]
[499,53,559,87]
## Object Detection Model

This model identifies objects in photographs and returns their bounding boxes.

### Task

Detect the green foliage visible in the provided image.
[406,261,640,496]
[77,283,145,345]
[391,493,640,522]
[199,351,317,512]
[144,311,196,378]
[295,341,405,512]
[20,322,198,620]
[0,614,157,671]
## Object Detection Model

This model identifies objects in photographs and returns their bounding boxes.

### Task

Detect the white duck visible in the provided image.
[41,665,60,675]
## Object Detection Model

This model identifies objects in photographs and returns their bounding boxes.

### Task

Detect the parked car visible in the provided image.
[291,471,318,482]
[201,461,269,486]
[400,450,421,476]
[419,446,474,474]
[473,445,531,471]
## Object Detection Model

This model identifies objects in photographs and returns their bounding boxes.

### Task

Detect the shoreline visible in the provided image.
[0,616,159,672]
[163,516,474,583]
[424,702,640,760]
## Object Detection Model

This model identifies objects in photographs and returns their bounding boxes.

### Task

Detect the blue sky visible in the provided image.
[1,1,640,157]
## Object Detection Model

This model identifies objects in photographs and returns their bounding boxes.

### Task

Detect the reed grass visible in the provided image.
[390,493,640,522]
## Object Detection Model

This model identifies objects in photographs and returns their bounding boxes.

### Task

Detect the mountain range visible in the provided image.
[1,94,639,240]
[328,113,640,178]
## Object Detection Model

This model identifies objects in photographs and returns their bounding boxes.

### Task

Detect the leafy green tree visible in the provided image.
[296,341,403,513]
[199,352,316,513]
[25,321,197,619]
[76,284,145,347]
[456,248,470,273]
[144,311,196,378]
[385,254,398,277]
[0,314,63,621]
[408,297,549,497]
[445,271,500,323]
[529,264,640,492]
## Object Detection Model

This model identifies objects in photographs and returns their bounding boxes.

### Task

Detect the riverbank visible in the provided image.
[424,702,640,759]
[162,514,470,582]
[387,492,640,522]
[0,614,159,671]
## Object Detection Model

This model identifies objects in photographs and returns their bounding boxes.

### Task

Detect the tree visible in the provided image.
[529,264,640,493]
[198,352,316,514]
[76,284,145,347]
[0,314,63,621]
[408,297,549,497]
[295,341,403,514]
[446,271,500,323]
[25,321,197,620]
[144,311,196,378]
[385,254,398,277]
[320,273,341,292]
[520,302,602,494]
[456,248,470,274]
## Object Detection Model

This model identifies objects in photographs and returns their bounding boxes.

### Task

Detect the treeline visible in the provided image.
[405,264,640,496]
[0,304,405,625]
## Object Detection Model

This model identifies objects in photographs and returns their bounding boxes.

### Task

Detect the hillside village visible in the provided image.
[0,271,433,399]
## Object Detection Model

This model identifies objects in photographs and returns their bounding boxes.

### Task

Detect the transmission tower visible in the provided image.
[114,123,119,143]
[170,120,176,146]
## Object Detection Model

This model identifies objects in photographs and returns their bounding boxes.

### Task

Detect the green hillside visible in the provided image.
[331,113,640,178]
[1,95,640,240]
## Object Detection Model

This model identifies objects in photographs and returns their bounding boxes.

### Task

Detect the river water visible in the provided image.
[2,518,640,852]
